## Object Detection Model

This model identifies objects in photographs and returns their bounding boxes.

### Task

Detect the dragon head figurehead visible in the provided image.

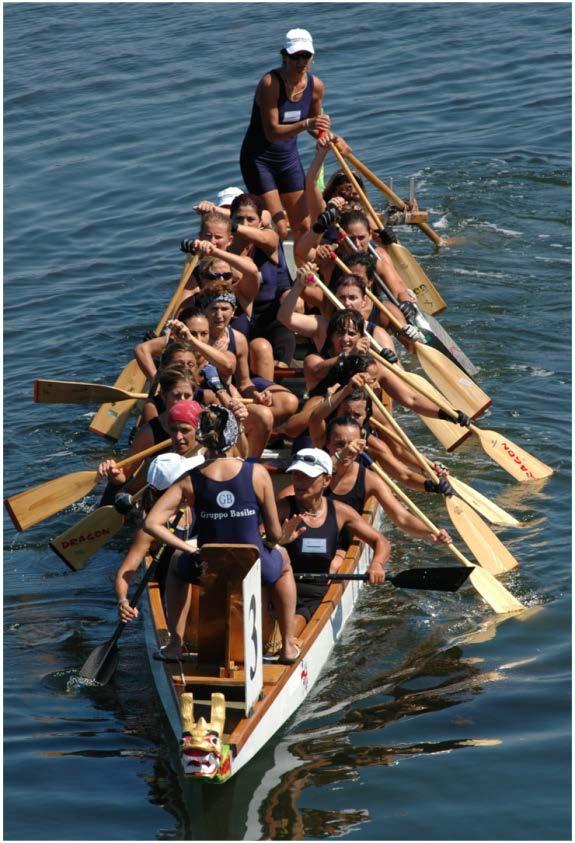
[179,692,229,778]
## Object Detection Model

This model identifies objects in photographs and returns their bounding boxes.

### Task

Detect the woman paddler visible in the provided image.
[97,370,202,505]
[115,451,204,624]
[239,28,331,243]
[144,405,304,664]
[276,447,389,636]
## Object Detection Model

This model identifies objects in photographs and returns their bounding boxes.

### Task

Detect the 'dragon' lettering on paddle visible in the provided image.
[501,443,535,480]
[62,528,111,548]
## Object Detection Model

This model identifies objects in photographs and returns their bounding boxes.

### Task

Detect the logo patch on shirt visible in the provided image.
[216,490,235,509]
[301,538,327,554]
[284,110,302,123]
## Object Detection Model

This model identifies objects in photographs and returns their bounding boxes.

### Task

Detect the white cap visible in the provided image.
[284,28,314,55]
[215,186,244,207]
[146,453,205,491]
[287,448,332,478]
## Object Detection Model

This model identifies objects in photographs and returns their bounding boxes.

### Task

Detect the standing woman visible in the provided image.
[240,28,331,243]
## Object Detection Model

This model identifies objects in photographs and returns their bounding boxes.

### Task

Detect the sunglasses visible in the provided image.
[293,454,327,468]
[204,271,233,281]
[288,52,312,61]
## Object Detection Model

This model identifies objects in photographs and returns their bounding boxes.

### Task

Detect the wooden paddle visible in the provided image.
[50,442,204,570]
[295,567,472,591]
[50,499,137,572]
[369,347,554,482]
[342,148,445,246]
[77,519,181,686]
[89,253,199,440]
[365,458,525,614]
[329,142,447,316]
[333,223,479,379]
[34,379,149,405]
[327,254,491,418]
[364,387,520,574]
[368,416,521,528]
[4,439,171,532]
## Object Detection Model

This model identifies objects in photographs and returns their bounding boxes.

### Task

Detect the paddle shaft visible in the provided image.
[154,254,199,337]
[330,142,385,230]
[79,513,183,683]
[365,385,438,483]
[342,149,444,246]
[34,379,149,404]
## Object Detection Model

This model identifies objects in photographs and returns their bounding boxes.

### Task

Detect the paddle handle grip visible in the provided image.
[343,150,444,246]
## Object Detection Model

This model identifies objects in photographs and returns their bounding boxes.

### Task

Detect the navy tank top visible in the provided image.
[149,416,168,446]
[326,464,366,514]
[241,70,315,163]
[190,461,266,552]
[284,496,340,575]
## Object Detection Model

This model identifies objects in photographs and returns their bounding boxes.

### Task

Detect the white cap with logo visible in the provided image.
[286,448,332,478]
[215,186,244,207]
[284,28,314,55]
[147,453,205,491]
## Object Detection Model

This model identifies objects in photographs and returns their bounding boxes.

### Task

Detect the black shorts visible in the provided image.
[295,583,329,622]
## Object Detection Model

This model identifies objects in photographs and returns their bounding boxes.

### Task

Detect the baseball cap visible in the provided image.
[215,186,244,208]
[284,28,314,55]
[147,452,205,490]
[167,400,202,428]
[286,448,332,477]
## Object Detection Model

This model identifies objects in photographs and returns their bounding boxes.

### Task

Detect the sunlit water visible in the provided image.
[3,4,571,840]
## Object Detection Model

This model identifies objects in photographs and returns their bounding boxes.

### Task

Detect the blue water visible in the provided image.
[3,3,571,840]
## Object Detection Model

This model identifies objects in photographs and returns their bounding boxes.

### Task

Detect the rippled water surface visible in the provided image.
[3,3,571,840]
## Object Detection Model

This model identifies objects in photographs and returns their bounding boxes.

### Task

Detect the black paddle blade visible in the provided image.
[389,567,472,592]
[78,640,120,686]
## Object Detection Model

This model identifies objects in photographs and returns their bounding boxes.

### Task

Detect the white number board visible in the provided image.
[242,558,263,716]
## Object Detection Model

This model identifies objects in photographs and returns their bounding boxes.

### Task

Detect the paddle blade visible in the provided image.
[89,359,147,441]
[407,373,472,451]
[50,506,126,571]
[388,242,447,315]
[389,566,472,592]
[415,344,491,419]
[78,640,120,686]
[472,426,554,482]
[466,565,525,614]
[34,379,146,405]
[445,495,520,575]
[5,469,99,532]
[447,476,520,528]
[415,312,479,378]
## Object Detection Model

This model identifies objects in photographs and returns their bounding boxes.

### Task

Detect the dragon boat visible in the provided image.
[141,496,380,784]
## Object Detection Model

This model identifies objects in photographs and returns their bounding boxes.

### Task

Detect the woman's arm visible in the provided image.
[257,74,330,143]
[277,270,321,338]
[335,500,389,583]
[365,470,451,544]
[144,479,194,550]
[253,464,282,544]
[166,319,236,380]
[115,528,154,623]
[233,224,279,260]
[134,335,166,380]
